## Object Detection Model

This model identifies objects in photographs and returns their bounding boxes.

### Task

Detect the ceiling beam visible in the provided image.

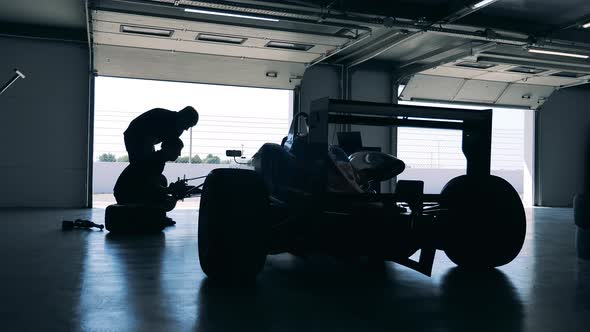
[396,41,475,69]
[307,29,373,67]
[393,42,497,83]
[332,0,498,68]
[332,30,423,67]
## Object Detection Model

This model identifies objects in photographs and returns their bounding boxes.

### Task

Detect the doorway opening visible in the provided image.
[92,77,293,208]
[396,100,534,205]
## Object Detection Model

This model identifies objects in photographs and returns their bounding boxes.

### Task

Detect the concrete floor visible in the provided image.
[0,207,588,331]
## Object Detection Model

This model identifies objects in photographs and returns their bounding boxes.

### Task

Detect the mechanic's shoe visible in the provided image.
[162,216,176,227]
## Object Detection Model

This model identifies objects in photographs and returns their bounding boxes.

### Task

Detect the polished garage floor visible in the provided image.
[0,207,588,331]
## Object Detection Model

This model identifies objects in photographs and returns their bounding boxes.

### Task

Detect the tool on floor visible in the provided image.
[0,68,26,96]
[62,219,104,231]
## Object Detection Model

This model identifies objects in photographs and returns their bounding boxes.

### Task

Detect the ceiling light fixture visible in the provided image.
[583,22,590,29]
[528,48,589,59]
[184,8,279,22]
[471,0,498,9]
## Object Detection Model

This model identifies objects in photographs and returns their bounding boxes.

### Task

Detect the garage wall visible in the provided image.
[537,86,590,207]
[0,36,90,207]
[299,64,342,148]
[299,64,342,114]
[349,65,395,192]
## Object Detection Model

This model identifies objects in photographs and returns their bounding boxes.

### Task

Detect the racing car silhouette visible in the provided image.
[198,98,526,282]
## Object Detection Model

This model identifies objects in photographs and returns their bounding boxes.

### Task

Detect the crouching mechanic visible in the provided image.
[113,138,184,226]
[124,106,199,164]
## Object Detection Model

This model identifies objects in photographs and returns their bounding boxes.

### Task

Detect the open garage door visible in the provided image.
[90,0,370,89]
[398,46,590,110]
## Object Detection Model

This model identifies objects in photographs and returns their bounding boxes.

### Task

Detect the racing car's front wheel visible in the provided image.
[198,168,270,283]
[440,175,526,269]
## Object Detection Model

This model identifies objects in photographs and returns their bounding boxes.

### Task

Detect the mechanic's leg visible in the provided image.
[142,182,177,226]
[152,197,177,226]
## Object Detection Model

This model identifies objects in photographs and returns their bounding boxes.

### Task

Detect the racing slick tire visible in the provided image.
[440,175,526,269]
[198,168,270,283]
[574,194,590,259]
[574,194,590,229]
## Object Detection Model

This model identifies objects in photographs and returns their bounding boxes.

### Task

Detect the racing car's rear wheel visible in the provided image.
[440,175,526,269]
[198,168,270,283]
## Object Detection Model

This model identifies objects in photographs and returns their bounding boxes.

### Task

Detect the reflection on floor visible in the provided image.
[93,193,201,209]
[0,208,588,331]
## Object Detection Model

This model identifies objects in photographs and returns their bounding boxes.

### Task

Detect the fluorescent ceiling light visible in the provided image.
[583,22,590,29]
[472,0,498,9]
[528,48,589,59]
[120,25,173,37]
[184,8,279,22]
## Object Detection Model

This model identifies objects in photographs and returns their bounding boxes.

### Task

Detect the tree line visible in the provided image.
[98,153,229,164]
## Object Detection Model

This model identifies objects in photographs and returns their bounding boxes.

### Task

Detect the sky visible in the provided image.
[94,76,292,161]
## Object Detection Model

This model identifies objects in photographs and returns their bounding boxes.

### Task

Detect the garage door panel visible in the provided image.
[472,72,528,82]
[399,74,465,101]
[521,76,585,87]
[454,80,508,103]
[94,10,350,46]
[496,84,555,108]
[94,44,305,89]
[421,66,488,79]
[402,74,559,109]
[94,31,320,63]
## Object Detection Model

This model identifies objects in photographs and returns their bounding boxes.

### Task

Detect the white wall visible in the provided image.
[93,162,237,194]
[537,86,590,207]
[0,36,90,207]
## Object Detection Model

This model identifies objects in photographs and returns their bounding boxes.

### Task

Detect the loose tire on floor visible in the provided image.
[105,204,166,234]
[440,175,526,269]
[574,194,590,229]
[198,168,270,283]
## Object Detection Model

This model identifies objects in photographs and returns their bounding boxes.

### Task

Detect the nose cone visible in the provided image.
[349,151,405,183]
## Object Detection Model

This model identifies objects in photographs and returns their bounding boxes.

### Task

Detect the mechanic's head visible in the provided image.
[176,106,199,132]
[161,138,184,161]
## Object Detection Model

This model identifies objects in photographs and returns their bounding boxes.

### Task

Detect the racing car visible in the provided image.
[197,98,526,282]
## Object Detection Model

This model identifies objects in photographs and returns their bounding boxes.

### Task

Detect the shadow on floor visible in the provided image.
[196,257,524,332]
